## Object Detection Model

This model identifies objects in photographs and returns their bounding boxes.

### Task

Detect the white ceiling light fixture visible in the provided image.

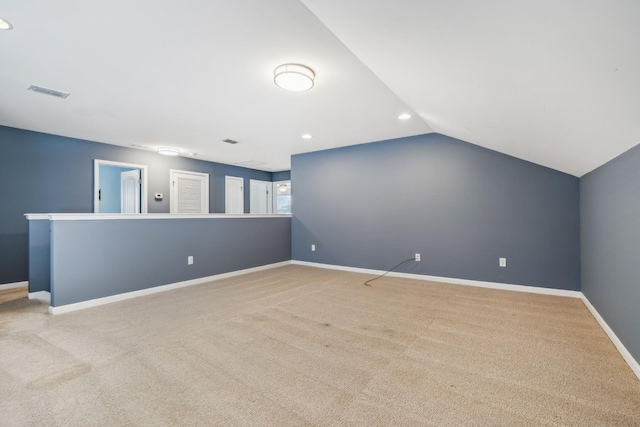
[274,63,315,92]
[0,17,13,30]
[302,133,312,139]
[157,147,180,156]
[398,113,412,120]
[278,183,289,193]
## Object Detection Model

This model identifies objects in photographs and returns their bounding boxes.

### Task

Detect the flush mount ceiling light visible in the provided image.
[398,113,412,120]
[0,17,13,30]
[274,63,315,92]
[278,183,289,193]
[301,133,312,139]
[157,147,180,156]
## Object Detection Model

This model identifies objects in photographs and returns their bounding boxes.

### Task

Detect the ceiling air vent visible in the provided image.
[222,138,239,144]
[233,159,266,168]
[129,144,153,150]
[27,85,70,99]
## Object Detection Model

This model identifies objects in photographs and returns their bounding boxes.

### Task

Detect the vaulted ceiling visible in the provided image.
[1,1,638,176]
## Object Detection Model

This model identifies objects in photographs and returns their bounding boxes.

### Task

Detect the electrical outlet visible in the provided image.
[415,253,421,262]
[499,257,506,267]
[311,244,316,251]
[188,256,194,265]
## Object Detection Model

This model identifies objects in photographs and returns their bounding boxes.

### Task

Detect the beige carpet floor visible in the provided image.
[1,265,639,426]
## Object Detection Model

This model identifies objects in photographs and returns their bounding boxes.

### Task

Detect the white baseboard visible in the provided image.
[291,260,581,298]
[28,291,51,304]
[292,260,640,381]
[580,294,640,380]
[48,261,291,315]
[0,281,28,291]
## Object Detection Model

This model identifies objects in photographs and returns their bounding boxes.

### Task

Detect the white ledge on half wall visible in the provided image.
[25,213,292,221]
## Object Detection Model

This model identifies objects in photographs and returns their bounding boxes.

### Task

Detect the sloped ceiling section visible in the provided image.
[1,0,639,175]
[0,0,431,172]
[301,0,640,177]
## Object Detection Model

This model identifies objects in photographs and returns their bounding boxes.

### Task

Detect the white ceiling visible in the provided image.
[1,1,638,176]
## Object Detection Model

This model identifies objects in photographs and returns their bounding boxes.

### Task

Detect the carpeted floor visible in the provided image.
[1,265,639,426]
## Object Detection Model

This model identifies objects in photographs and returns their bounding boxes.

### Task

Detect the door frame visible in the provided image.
[94,159,148,213]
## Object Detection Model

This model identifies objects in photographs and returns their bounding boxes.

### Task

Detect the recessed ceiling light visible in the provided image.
[302,133,312,139]
[274,63,315,92]
[157,147,180,156]
[0,17,13,30]
[398,113,412,120]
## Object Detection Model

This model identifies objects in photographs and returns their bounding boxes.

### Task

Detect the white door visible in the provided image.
[121,169,140,214]
[250,179,272,214]
[225,176,244,214]
[170,170,209,214]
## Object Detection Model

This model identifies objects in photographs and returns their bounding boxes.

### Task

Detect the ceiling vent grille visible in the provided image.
[222,138,239,144]
[129,144,153,150]
[233,159,266,168]
[27,85,70,99]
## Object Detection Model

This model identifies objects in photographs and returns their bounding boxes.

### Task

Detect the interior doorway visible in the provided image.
[94,159,148,213]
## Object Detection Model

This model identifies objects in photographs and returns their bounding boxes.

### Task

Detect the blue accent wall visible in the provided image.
[28,219,50,293]
[0,125,278,284]
[581,143,640,363]
[272,171,291,181]
[292,133,580,290]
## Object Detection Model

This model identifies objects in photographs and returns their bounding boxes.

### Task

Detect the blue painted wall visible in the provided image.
[47,217,291,306]
[98,165,138,213]
[292,133,580,290]
[0,125,281,284]
[581,143,640,363]
[272,171,291,181]
[28,219,50,293]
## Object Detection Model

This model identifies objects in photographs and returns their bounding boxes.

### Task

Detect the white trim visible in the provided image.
[292,260,640,381]
[48,261,291,315]
[580,294,640,380]
[0,281,28,291]
[291,260,581,298]
[94,159,149,214]
[24,214,49,220]
[28,291,51,304]
[25,213,291,221]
